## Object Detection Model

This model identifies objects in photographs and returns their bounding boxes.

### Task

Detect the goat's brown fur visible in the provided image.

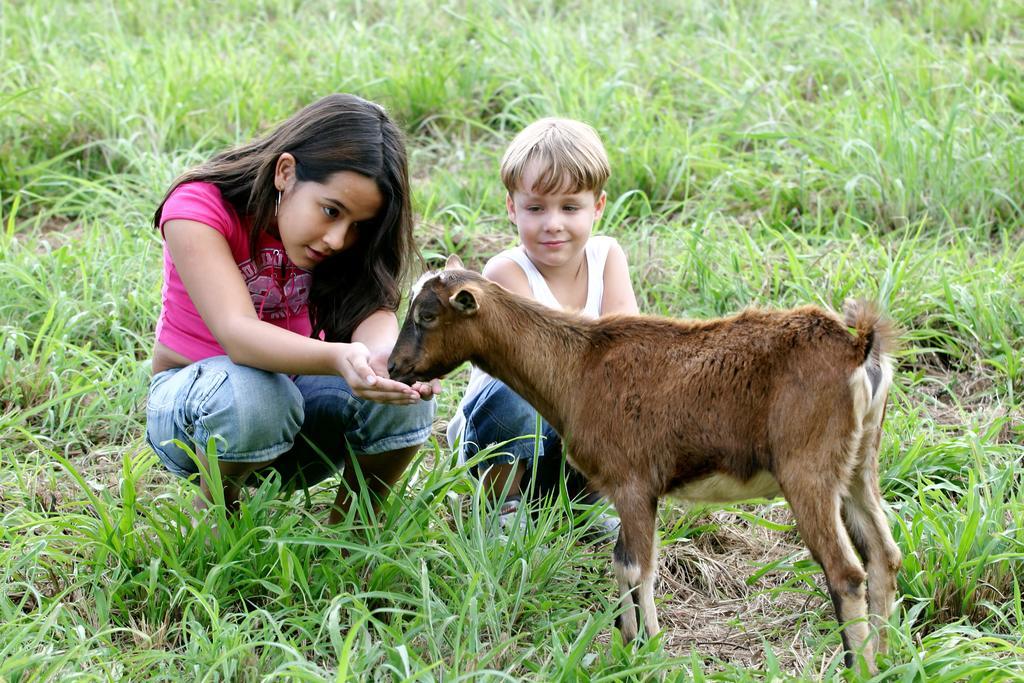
[390,257,901,672]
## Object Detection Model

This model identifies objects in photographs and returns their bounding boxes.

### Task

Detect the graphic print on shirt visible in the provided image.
[239,248,311,320]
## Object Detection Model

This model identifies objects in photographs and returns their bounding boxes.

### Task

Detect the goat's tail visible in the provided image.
[844,299,898,362]
[844,299,899,398]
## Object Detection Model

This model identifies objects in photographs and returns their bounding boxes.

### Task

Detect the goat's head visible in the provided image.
[387,254,487,385]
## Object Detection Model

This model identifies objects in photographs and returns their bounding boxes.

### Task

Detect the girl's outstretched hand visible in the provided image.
[338,342,421,404]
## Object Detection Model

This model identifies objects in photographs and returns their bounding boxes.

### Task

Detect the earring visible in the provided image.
[275,190,281,217]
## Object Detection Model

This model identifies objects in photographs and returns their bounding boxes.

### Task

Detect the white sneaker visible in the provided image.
[578,493,620,543]
[496,496,527,535]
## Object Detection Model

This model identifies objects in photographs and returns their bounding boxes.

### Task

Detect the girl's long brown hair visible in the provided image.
[154,94,416,342]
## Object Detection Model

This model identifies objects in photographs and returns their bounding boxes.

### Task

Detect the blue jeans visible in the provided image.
[146,356,435,487]
[462,379,586,497]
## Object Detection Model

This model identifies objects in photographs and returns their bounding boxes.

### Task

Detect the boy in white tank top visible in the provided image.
[446,118,639,535]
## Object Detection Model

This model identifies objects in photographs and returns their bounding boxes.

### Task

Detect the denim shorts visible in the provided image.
[462,379,589,497]
[145,355,435,486]
[462,379,561,469]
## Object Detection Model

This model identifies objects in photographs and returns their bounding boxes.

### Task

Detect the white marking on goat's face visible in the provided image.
[410,270,441,301]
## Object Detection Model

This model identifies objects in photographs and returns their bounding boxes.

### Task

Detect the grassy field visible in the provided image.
[2,0,1023,680]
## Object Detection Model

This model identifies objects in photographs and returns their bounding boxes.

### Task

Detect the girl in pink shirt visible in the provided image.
[146,94,439,522]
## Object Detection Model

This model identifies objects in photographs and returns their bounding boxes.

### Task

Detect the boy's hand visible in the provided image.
[338,342,420,404]
[411,379,442,400]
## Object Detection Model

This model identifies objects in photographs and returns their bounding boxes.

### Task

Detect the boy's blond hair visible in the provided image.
[500,117,610,198]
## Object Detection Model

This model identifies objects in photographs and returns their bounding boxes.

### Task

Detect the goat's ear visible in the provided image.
[444,254,465,271]
[449,287,479,315]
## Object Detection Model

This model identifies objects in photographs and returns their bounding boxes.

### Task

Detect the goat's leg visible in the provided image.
[842,440,901,654]
[783,479,874,672]
[638,539,660,638]
[611,489,659,642]
[612,531,639,642]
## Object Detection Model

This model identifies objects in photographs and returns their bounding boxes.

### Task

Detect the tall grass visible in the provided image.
[2,0,1022,679]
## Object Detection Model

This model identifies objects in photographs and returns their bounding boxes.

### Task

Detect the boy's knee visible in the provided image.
[481,380,528,405]
[465,381,555,460]
[474,382,541,430]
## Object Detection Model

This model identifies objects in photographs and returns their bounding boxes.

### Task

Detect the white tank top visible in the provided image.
[446,235,617,455]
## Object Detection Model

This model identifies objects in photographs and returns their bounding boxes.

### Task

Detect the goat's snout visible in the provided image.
[386,356,409,384]
[385,348,417,386]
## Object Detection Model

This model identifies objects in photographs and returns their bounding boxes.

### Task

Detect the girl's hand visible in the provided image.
[338,342,420,404]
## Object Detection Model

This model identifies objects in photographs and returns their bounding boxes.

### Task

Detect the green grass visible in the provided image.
[2,0,1023,680]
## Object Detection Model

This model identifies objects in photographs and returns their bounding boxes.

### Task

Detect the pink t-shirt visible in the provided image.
[155,181,313,361]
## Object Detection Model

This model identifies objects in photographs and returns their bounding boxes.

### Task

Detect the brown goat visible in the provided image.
[388,255,901,671]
